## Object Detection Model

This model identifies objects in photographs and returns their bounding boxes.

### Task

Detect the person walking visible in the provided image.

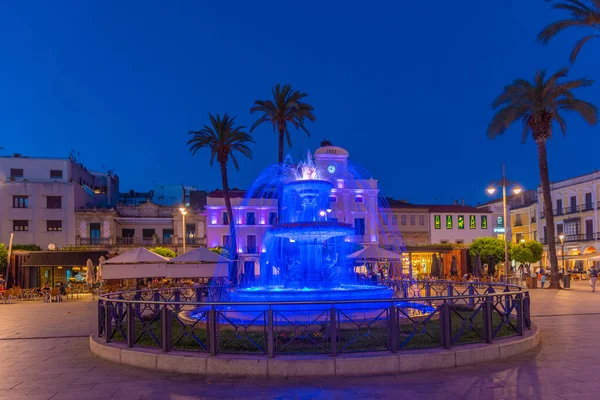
[540,273,547,289]
[589,267,598,292]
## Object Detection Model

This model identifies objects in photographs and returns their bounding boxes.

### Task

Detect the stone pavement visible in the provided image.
[1,283,600,399]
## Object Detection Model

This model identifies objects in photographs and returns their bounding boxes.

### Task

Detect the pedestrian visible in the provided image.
[541,273,547,289]
[0,274,5,291]
[589,267,598,292]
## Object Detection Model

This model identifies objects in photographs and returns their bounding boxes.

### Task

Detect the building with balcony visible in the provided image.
[0,154,118,249]
[510,192,538,244]
[538,171,600,267]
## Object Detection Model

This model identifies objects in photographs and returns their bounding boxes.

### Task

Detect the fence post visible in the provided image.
[503,287,511,324]
[523,294,531,329]
[468,284,475,308]
[161,305,170,352]
[439,302,452,349]
[330,306,337,357]
[97,299,104,337]
[516,293,524,335]
[425,282,431,299]
[127,302,134,347]
[267,307,274,358]
[209,306,218,356]
[104,301,111,344]
[196,287,202,303]
[482,296,493,343]
[174,290,181,312]
[389,305,398,353]
[153,291,160,314]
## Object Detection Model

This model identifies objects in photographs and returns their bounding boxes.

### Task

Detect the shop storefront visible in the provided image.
[405,246,466,279]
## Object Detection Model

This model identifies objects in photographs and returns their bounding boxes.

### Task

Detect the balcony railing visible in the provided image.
[540,233,598,244]
[75,236,206,248]
[514,221,523,227]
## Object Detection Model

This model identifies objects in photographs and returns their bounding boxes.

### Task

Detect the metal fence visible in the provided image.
[97,280,530,357]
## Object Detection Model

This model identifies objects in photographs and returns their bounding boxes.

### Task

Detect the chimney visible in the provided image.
[461,198,465,206]
[453,199,458,205]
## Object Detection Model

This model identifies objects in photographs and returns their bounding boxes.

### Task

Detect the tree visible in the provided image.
[469,237,509,263]
[511,241,543,265]
[150,247,176,258]
[538,0,600,63]
[250,84,316,164]
[0,243,7,270]
[188,113,254,281]
[488,68,598,288]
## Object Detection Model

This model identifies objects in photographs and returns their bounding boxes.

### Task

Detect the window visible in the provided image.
[222,212,229,225]
[446,215,453,229]
[434,215,441,229]
[382,214,389,225]
[469,215,476,229]
[268,212,277,225]
[457,215,465,229]
[13,220,29,231]
[247,235,257,254]
[481,216,488,229]
[94,187,100,194]
[456,240,464,245]
[392,215,398,225]
[355,196,364,203]
[556,199,563,215]
[47,220,62,231]
[410,215,416,225]
[515,214,522,226]
[223,235,231,248]
[401,215,407,225]
[419,215,425,226]
[556,223,564,236]
[90,223,101,240]
[101,186,107,194]
[354,218,366,235]
[13,195,28,208]
[142,228,155,239]
[586,192,593,210]
[497,216,504,228]
[122,229,134,238]
[186,223,195,240]
[50,170,63,179]
[440,240,449,244]
[47,196,61,209]
[10,169,23,179]
[246,212,256,225]
[329,196,337,203]
[163,229,174,244]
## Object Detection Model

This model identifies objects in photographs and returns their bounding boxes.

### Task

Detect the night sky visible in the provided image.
[1,1,599,205]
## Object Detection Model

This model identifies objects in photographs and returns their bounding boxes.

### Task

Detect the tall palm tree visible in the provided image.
[188,113,254,280]
[488,68,598,289]
[250,84,316,164]
[538,0,600,63]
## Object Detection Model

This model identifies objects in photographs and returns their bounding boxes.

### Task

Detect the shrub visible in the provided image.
[150,247,176,258]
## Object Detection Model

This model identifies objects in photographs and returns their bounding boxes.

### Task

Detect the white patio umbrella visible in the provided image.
[97,256,105,283]
[85,258,94,285]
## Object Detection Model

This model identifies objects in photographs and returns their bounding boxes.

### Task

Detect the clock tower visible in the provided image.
[314,140,349,183]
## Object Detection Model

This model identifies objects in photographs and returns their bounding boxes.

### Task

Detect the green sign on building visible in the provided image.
[434,215,441,229]
[469,215,476,229]
[446,215,453,229]
[458,215,465,229]
[481,215,488,229]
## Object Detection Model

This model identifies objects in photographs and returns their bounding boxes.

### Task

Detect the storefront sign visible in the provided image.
[458,215,465,229]
[434,215,441,229]
[446,215,453,229]
[469,215,476,229]
[481,215,488,229]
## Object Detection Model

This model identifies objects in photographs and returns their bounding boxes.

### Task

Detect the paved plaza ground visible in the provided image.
[1,282,599,400]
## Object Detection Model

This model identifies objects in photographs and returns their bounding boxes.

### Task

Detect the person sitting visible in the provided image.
[42,283,51,303]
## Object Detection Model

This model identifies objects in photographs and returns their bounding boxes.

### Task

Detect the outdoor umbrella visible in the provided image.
[438,254,445,278]
[85,258,94,285]
[488,256,496,277]
[430,253,438,278]
[97,256,105,283]
[450,255,458,277]
[466,250,473,274]
[473,254,483,278]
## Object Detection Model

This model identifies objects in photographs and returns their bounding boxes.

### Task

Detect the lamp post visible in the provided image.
[559,234,565,274]
[179,207,187,254]
[486,164,522,277]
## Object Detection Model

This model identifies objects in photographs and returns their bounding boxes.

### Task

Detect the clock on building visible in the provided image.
[327,164,336,174]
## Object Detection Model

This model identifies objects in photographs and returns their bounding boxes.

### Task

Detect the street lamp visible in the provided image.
[179,207,187,254]
[559,234,565,273]
[486,164,522,277]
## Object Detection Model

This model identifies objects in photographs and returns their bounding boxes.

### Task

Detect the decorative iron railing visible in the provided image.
[97,280,530,357]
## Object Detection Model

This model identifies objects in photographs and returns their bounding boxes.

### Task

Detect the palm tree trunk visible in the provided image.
[278,128,285,165]
[220,160,238,283]
[277,126,285,224]
[536,139,560,289]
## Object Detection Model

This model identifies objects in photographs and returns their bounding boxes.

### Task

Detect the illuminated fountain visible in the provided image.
[192,151,432,323]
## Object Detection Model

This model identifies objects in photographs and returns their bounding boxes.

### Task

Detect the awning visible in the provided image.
[21,251,109,267]
[101,248,170,280]
[166,247,229,278]
[348,245,403,261]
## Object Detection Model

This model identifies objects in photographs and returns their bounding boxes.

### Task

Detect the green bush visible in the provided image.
[150,247,176,258]
[12,244,42,251]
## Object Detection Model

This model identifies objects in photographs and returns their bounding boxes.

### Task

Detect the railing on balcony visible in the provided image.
[75,236,206,248]
[514,221,523,227]
[540,233,597,244]
[76,237,111,246]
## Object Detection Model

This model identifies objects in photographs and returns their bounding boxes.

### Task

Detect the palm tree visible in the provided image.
[488,68,598,289]
[250,84,316,164]
[188,113,254,280]
[538,0,600,63]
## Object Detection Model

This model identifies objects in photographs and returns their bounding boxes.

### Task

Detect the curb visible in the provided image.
[90,323,539,377]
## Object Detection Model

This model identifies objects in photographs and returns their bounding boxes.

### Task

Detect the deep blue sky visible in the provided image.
[1,1,599,205]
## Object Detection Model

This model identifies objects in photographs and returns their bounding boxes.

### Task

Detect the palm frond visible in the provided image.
[570,34,600,62]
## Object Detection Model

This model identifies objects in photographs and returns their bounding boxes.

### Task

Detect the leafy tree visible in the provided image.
[0,243,7,269]
[250,84,316,164]
[488,68,598,289]
[512,241,543,266]
[538,1,600,63]
[150,247,176,258]
[209,246,231,259]
[469,237,509,263]
[188,113,254,281]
